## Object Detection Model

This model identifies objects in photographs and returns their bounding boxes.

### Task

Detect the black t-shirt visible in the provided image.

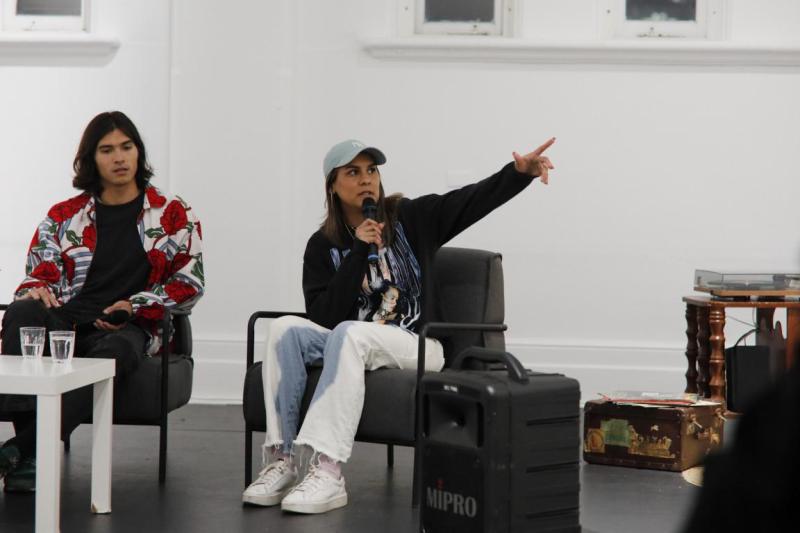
[59,193,151,325]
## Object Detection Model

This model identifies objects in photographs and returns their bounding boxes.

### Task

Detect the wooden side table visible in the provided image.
[682,295,800,405]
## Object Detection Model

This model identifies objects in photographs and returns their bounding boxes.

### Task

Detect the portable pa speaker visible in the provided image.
[420,348,581,533]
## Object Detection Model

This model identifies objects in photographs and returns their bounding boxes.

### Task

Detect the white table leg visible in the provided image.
[36,394,61,533]
[91,377,113,514]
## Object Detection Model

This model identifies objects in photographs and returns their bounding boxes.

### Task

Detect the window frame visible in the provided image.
[398,0,516,38]
[415,0,503,36]
[600,0,726,40]
[2,0,88,32]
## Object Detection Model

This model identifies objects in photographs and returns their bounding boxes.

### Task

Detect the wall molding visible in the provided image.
[0,32,119,65]
[188,336,690,406]
[361,37,800,67]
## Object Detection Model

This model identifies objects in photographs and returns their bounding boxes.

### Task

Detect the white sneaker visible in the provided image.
[280,464,348,514]
[242,459,298,506]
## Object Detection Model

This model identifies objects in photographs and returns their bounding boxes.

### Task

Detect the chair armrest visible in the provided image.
[161,309,173,419]
[159,308,194,411]
[161,309,174,354]
[414,322,508,435]
[246,311,308,369]
[415,321,507,391]
[171,311,193,357]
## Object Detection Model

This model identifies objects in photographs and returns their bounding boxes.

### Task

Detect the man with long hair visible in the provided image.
[0,111,204,492]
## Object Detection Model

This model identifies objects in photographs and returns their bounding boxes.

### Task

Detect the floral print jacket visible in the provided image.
[14,184,204,355]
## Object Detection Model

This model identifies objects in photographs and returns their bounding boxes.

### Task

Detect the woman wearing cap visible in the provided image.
[243,137,556,514]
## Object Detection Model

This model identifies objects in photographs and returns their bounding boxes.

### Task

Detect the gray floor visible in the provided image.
[0,405,700,533]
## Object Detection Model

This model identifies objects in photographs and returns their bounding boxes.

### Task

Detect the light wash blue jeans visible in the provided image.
[261,315,444,463]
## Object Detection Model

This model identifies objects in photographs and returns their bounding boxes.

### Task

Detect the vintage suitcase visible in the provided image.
[420,348,581,533]
[582,399,724,471]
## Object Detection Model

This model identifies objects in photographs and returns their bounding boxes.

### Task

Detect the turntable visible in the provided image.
[694,270,800,298]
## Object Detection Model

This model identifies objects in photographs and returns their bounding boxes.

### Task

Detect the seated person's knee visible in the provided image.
[5,299,48,321]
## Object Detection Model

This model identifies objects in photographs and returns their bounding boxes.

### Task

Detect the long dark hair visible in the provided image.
[72,111,153,195]
[321,163,403,249]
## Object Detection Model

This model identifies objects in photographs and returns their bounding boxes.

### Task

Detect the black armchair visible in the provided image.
[0,304,194,484]
[242,247,507,505]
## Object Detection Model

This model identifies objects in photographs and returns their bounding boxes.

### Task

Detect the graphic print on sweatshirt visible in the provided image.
[329,222,422,332]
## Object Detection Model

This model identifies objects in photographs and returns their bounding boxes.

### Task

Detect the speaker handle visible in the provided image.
[450,347,529,384]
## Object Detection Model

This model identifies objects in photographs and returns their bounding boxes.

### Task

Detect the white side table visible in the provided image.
[0,356,115,533]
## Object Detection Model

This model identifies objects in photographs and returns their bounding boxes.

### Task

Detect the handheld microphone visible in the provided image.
[361,197,380,264]
[100,309,131,325]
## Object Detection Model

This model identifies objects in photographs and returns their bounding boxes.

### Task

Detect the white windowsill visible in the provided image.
[361,37,800,67]
[0,32,119,61]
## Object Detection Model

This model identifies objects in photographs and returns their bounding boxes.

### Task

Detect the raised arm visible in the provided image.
[405,137,557,246]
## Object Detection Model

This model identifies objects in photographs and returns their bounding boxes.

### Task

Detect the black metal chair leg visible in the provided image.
[245,428,253,487]
[158,311,170,485]
[411,446,420,507]
[386,444,394,468]
[159,419,167,484]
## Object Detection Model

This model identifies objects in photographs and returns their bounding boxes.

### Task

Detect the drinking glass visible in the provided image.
[49,331,75,364]
[20,327,46,358]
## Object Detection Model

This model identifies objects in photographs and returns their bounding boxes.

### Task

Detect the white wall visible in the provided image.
[3,1,799,404]
[169,0,800,403]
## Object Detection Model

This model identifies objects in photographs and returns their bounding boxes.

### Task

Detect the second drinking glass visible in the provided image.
[49,331,75,363]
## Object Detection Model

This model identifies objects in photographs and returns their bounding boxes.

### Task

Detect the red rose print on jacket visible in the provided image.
[170,252,192,276]
[147,249,168,285]
[160,200,188,235]
[17,281,47,292]
[47,194,91,223]
[82,225,97,251]
[138,305,164,321]
[146,187,167,208]
[30,261,61,284]
[165,281,197,304]
[61,253,76,282]
[195,221,203,239]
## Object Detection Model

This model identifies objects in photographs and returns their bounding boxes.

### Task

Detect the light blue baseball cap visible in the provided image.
[323,139,387,180]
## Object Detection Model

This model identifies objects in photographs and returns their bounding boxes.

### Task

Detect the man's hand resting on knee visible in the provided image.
[18,287,61,308]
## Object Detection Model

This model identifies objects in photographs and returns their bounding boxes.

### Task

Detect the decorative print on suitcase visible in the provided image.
[583,399,724,471]
[420,348,581,533]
